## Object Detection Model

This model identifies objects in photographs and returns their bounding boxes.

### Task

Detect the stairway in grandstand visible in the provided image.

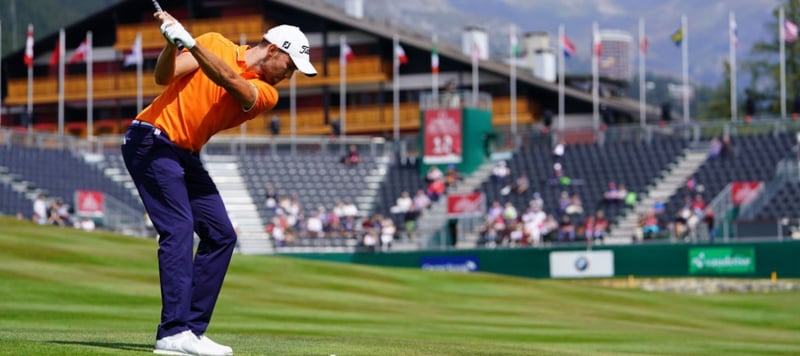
[204,155,273,255]
[608,144,708,243]
[414,160,497,247]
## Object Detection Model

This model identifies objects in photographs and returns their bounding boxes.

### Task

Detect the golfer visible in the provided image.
[121,10,316,356]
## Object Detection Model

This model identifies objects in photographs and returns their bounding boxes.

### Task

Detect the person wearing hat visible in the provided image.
[121,10,317,356]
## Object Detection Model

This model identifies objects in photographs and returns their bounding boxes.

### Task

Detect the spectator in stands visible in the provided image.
[708,137,722,159]
[342,145,361,165]
[603,181,623,206]
[703,208,715,241]
[79,216,96,232]
[686,175,697,193]
[557,191,571,216]
[557,214,575,242]
[552,138,566,163]
[548,163,571,187]
[529,191,544,210]
[565,193,584,217]
[583,215,596,243]
[427,177,446,202]
[522,205,546,246]
[491,161,510,183]
[380,216,395,249]
[342,200,359,218]
[444,164,461,189]
[56,199,72,227]
[306,211,324,238]
[642,209,660,240]
[33,194,48,225]
[691,194,707,216]
[264,184,278,210]
[361,228,378,252]
[593,210,609,243]
[426,165,444,183]
[413,190,431,211]
[46,199,65,226]
[392,191,413,214]
[333,201,346,218]
[120,18,318,355]
[487,201,503,221]
[721,136,733,159]
[540,214,559,242]
[502,202,519,224]
[513,174,530,195]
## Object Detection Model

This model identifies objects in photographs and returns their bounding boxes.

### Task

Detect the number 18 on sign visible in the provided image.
[423,108,463,164]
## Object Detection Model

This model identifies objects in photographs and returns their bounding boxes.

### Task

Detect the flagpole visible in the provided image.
[558,24,565,132]
[26,24,33,133]
[290,74,296,143]
[87,31,93,140]
[339,35,346,141]
[729,11,738,122]
[510,25,517,136]
[239,34,247,140]
[0,20,3,128]
[780,7,787,120]
[472,37,479,107]
[592,21,599,130]
[639,18,646,127]
[58,29,65,137]
[393,33,400,142]
[135,32,143,113]
[681,15,689,123]
[432,34,439,105]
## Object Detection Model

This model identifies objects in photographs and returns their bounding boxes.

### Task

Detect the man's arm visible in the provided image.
[186,44,258,110]
[154,12,257,110]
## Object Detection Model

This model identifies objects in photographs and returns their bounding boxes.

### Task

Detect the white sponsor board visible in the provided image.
[549,251,614,278]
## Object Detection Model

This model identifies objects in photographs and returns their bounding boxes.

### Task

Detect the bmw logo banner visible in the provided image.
[549,251,614,278]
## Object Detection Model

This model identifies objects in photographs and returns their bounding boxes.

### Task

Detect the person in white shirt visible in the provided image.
[33,194,48,225]
[306,212,324,238]
[391,191,413,214]
[342,200,359,217]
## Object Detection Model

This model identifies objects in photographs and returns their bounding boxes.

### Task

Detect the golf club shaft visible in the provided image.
[151,0,185,50]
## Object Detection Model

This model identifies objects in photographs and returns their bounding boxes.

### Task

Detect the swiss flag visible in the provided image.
[69,38,88,64]
[24,24,34,68]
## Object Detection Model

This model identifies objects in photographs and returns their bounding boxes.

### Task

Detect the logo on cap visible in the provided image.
[282,41,292,50]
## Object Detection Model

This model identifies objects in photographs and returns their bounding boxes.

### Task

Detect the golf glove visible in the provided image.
[160,21,196,49]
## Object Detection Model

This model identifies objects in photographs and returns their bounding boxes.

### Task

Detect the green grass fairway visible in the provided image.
[1,216,799,355]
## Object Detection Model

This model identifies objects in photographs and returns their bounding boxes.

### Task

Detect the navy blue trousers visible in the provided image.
[121,124,236,340]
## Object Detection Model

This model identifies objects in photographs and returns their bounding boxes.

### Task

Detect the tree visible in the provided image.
[697,61,733,120]
[746,0,800,116]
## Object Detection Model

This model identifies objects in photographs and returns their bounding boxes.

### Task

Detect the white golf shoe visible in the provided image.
[197,335,233,355]
[154,330,232,356]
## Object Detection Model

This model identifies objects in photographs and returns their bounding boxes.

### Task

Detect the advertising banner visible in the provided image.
[423,108,462,164]
[420,256,479,273]
[446,192,485,218]
[549,251,614,278]
[731,181,762,206]
[75,190,104,217]
[689,247,755,275]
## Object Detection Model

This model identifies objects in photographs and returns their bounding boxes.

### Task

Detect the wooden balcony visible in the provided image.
[114,15,271,51]
[3,56,387,106]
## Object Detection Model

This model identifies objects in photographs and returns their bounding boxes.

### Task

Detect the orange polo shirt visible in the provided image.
[136,32,278,152]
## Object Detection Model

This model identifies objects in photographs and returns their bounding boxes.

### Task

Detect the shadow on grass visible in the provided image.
[49,340,152,353]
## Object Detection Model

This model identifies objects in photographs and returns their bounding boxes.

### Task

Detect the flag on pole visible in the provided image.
[593,31,603,57]
[123,33,142,66]
[784,19,798,42]
[510,29,520,57]
[49,40,61,72]
[671,27,683,46]
[730,17,739,47]
[24,24,34,67]
[69,38,89,63]
[340,41,355,62]
[562,34,576,57]
[395,44,408,65]
[640,36,649,55]
[431,41,439,74]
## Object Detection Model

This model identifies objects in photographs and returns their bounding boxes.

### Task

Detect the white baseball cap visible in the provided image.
[263,25,318,77]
